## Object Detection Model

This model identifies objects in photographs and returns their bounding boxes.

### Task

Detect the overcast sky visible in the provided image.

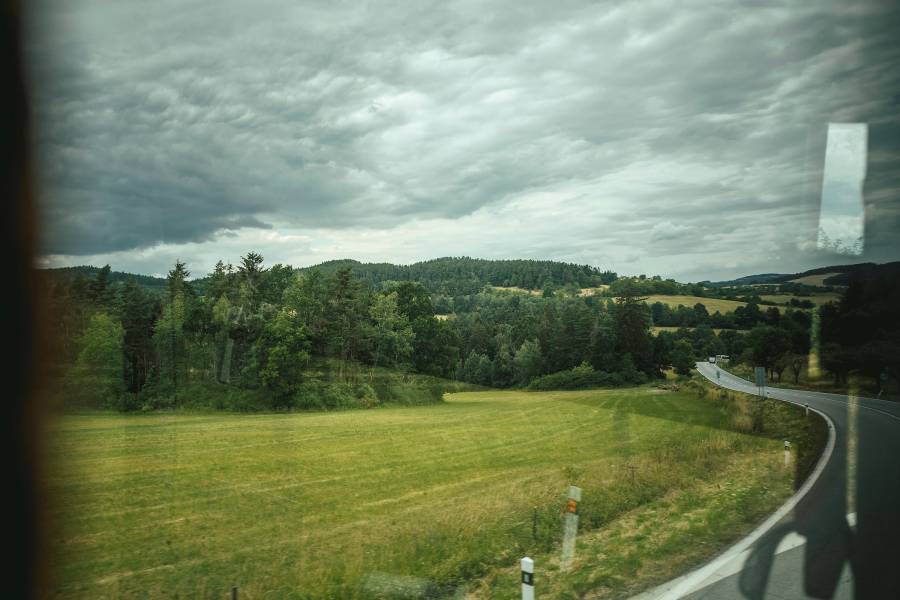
[26,0,900,281]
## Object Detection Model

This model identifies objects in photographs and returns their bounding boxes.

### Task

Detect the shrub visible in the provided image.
[290,381,374,410]
[321,383,357,409]
[146,382,262,412]
[527,362,645,391]
[293,381,328,410]
[110,392,141,412]
[353,383,380,408]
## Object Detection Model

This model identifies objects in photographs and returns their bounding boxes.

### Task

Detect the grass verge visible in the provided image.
[467,378,827,599]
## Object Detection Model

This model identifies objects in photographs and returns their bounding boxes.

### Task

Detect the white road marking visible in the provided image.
[630,364,838,600]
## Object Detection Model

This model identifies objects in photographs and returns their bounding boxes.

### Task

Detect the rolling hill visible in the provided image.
[711,261,900,287]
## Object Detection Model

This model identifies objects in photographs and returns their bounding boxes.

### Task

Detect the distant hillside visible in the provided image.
[810,262,900,286]
[41,266,170,293]
[711,262,900,287]
[717,273,784,286]
[41,259,899,298]
[298,257,618,294]
[41,257,617,297]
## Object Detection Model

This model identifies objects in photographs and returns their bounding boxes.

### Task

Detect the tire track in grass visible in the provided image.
[52,415,688,545]
[75,468,557,592]
[51,404,606,526]
[51,388,746,598]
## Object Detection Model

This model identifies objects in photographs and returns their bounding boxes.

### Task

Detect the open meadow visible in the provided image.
[642,295,747,313]
[787,272,842,287]
[758,293,841,306]
[46,385,822,599]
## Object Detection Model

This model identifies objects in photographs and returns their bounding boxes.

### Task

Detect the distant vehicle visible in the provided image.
[708,356,716,363]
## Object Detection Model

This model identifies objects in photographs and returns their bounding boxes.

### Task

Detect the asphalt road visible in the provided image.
[671,363,900,599]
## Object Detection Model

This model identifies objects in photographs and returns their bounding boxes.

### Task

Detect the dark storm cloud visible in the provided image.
[28,0,900,276]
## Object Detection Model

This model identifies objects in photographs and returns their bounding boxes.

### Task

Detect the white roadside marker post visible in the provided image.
[784,440,791,466]
[805,403,810,417]
[560,485,582,571]
[521,556,534,600]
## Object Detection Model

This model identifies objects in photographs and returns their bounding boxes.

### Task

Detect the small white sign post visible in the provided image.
[521,556,534,600]
[805,403,810,417]
[784,440,791,466]
[560,485,582,571]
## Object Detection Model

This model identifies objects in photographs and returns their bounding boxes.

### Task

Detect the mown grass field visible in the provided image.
[788,272,842,286]
[487,285,610,297]
[759,293,840,306]
[489,286,541,295]
[642,295,747,313]
[46,386,820,599]
[578,286,611,296]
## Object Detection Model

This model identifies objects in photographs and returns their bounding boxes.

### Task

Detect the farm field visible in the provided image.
[643,294,747,313]
[488,285,610,297]
[46,387,817,599]
[759,293,840,306]
[489,286,541,295]
[650,326,746,336]
[578,285,611,296]
[788,272,842,286]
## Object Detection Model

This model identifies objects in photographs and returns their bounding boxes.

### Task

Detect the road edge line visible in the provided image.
[630,365,837,600]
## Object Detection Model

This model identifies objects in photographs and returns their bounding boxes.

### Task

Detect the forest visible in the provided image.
[43,255,898,411]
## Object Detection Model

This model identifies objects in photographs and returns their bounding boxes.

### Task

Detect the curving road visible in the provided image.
[639,362,900,599]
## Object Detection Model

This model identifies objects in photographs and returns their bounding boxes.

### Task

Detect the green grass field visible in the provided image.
[643,295,747,313]
[788,272,842,287]
[46,386,820,599]
[759,293,840,306]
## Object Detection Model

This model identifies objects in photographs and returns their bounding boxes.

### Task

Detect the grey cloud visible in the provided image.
[27,0,900,275]
[650,222,692,242]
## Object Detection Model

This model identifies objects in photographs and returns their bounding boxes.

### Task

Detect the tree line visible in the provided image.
[295,257,618,294]
[45,254,896,410]
[49,255,463,410]
[649,300,807,330]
